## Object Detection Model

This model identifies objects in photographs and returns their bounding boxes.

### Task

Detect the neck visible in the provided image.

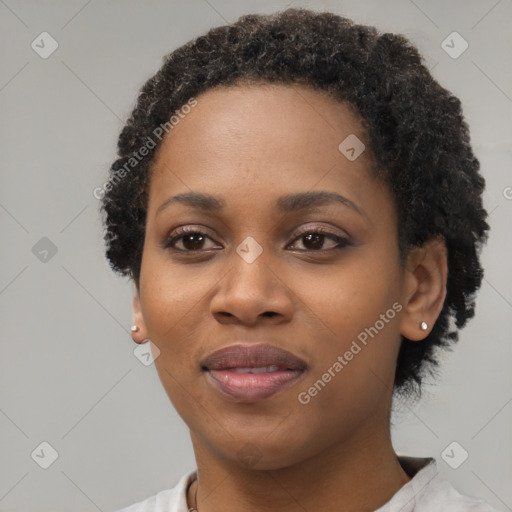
[187,425,410,512]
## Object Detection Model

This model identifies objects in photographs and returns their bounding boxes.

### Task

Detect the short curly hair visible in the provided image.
[100,8,489,397]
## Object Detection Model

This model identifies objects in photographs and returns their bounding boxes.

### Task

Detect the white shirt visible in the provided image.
[114,456,500,512]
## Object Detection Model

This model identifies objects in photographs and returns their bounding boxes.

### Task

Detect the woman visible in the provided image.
[102,8,498,512]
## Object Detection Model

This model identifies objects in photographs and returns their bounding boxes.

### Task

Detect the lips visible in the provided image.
[202,343,307,372]
[201,343,307,402]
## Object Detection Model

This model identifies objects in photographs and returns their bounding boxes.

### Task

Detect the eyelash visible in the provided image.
[162,225,351,253]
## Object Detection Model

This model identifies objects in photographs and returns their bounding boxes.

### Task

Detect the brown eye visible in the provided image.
[163,228,221,252]
[288,230,350,251]
[179,232,207,251]
[302,233,328,250]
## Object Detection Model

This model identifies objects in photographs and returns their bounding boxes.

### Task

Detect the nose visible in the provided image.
[210,246,294,326]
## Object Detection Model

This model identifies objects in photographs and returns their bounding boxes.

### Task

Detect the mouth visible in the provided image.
[201,343,307,402]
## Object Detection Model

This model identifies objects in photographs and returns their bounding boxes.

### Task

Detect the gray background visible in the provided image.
[1,0,511,511]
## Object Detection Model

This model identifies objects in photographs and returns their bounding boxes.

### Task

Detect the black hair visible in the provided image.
[100,8,489,397]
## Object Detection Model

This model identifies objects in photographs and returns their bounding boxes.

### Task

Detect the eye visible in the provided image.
[287,228,351,251]
[162,225,351,253]
[163,226,221,252]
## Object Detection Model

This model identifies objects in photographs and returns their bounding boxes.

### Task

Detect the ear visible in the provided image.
[399,237,448,341]
[131,285,149,344]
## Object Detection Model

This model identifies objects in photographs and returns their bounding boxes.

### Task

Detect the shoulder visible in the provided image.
[388,456,501,512]
[113,470,197,512]
[415,473,501,511]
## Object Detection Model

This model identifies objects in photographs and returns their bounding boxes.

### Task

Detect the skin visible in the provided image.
[131,83,448,512]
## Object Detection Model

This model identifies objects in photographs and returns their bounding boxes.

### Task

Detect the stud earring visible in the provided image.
[131,325,140,333]
[420,321,428,331]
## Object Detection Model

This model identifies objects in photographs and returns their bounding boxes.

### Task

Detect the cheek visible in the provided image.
[291,285,401,452]
[140,253,211,338]
[139,265,211,423]
[291,253,402,402]
[292,248,401,340]
[138,259,214,401]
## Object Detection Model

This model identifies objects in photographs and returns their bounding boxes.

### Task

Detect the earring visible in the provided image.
[420,321,428,331]
[131,325,140,333]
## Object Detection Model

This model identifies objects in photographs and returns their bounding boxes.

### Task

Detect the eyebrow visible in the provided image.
[156,190,367,219]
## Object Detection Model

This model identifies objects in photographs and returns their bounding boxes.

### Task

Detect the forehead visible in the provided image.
[144,83,396,241]
[149,83,373,190]
[156,84,366,155]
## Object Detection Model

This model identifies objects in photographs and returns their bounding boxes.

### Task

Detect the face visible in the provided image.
[133,84,418,470]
